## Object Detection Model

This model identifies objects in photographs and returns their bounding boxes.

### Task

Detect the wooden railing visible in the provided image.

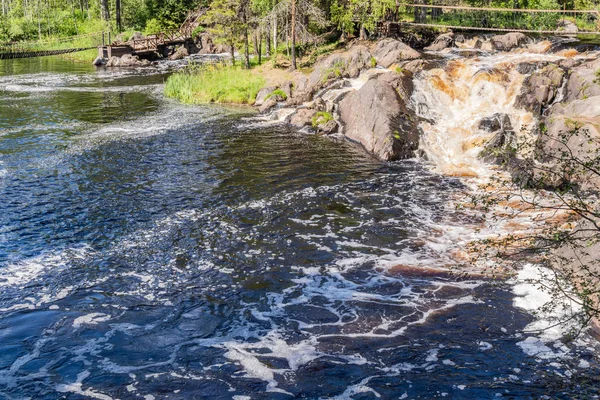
[403,4,600,35]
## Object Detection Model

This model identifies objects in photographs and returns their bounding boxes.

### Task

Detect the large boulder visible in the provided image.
[254,86,277,106]
[196,33,228,54]
[557,19,578,34]
[338,72,419,161]
[92,56,105,66]
[424,32,454,51]
[490,32,528,51]
[290,45,372,104]
[550,220,600,339]
[372,38,421,68]
[535,96,600,190]
[514,64,565,115]
[287,108,317,128]
[564,58,600,102]
[169,46,189,60]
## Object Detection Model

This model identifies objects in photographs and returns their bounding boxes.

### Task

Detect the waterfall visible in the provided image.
[410,50,577,178]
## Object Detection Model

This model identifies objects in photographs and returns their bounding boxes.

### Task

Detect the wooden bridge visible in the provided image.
[399,4,600,35]
[0,7,204,61]
[99,8,204,59]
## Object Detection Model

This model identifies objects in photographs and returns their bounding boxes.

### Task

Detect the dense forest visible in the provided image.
[0,0,599,43]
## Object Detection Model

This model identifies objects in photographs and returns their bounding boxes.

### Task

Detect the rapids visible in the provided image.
[0,50,599,399]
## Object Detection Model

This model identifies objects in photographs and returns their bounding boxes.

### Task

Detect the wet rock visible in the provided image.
[316,119,338,135]
[424,32,454,51]
[564,58,600,102]
[258,97,277,113]
[516,61,548,75]
[254,86,277,106]
[291,45,372,104]
[515,64,564,115]
[280,81,293,99]
[287,108,317,128]
[398,59,438,74]
[480,130,518,165]
[169,46,189,60]
[105,54,150,67]
[92,56,105,66]
[478,113,512,133]
[372,38,420,68]
[338,72,419,161]
[557,19,578,34]
[490,32,527,51]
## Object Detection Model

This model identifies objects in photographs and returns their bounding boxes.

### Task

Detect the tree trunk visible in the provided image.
[115,0,121,32]
[359,23,368,40]
[291,0,296,69]
[244,27,250,69]
[71,0,78,34]
[273,17,277,54]
[258,33,262,65]
[253,32,258,61]
[231,43,235,66]
[266,30,271,57]
[100,0,110,22]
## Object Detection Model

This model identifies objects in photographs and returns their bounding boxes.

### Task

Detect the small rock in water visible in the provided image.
[92,56,105,66]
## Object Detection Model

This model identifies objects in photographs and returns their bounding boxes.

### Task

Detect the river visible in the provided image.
[0,55,598,399]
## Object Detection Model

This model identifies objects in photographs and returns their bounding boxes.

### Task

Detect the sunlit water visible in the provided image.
[0,56,599,399]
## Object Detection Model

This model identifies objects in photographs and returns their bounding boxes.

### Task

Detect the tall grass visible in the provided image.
[164,62,266,105]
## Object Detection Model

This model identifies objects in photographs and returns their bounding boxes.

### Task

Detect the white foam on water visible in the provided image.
[72,313,112,329]
[0,244,94,289]
[512,263,582,360]
[56,370,114,400]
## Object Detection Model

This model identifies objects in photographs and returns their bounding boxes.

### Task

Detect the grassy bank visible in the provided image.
[164,63,266,105]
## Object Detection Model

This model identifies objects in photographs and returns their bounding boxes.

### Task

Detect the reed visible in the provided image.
[164,62,266,105]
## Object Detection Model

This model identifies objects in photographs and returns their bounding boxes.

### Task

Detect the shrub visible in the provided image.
[265,88,287,101]
[145,19,162,35]
[312,111,333,127]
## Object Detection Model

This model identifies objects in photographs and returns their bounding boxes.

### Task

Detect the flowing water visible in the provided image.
[0,53,599,399]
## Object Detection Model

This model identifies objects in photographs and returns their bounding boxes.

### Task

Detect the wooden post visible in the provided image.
[102,31,105,46]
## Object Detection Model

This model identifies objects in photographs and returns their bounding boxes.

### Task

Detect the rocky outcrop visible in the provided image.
[373,38,421,68]
[490,32,528,51]
[424,32,454,51]
[169,46,189,60]
[549,219,600,339]
[564,58,600,102]
[515,64,565,115]
[557,19,578,34]
[287,108,317,128]
[535,95,600,190]
[196,33,228,54]
[289,45,372,104]
[105,54,150,68]
[338,72,419,161]
[92,56,105,66]
[479,114,518,165]
[254,86,277,107]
